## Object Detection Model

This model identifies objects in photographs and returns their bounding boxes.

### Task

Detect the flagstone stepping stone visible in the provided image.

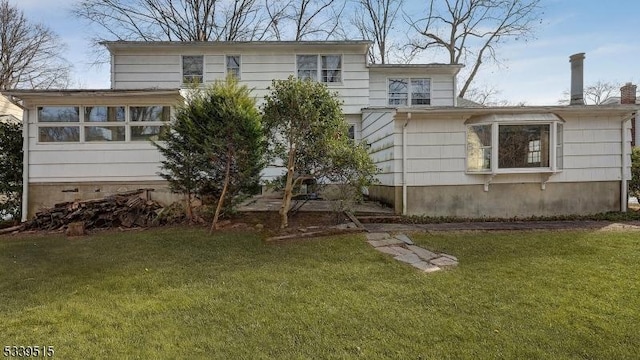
[394,234,414,245]
[366,232,391,241]
[411,261,442,273]
[394,253,422,264]
[367,238,405,247]
[430,256,459,267]
[441,254,458,262]
[375,246,414,256]
[407,245,439,261]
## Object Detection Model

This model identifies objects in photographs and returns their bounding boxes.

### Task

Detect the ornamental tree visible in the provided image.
[154,80,264,228]
[262,76,378,228]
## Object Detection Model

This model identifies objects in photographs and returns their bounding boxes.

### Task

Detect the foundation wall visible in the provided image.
[369,181,621,218]
[28,181,181,218]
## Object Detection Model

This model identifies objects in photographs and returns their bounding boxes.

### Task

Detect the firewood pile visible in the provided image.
[23,190,162,231]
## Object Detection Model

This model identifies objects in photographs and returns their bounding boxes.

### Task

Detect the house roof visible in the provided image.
[2,89,182,99]
[456,97,484,108]
[101,40,373,54]
[365,104,639,119]
[368,63,463,75]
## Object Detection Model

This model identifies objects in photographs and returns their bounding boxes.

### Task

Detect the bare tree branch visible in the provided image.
[0,0,71,90]
[407,0,542,97]
[351,0,404,64]
[558,80,621,105]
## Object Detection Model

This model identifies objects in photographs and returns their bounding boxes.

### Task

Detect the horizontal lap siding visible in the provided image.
[369,72,455,107]
[362,110,398,185]
[113,50,369,115]
[405,115,626,186]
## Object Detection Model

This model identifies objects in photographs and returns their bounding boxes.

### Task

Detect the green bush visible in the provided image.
[0,121,22,222]
[630,147,640,199]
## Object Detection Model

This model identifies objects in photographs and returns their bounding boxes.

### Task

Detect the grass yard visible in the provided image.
[1,227,639,359]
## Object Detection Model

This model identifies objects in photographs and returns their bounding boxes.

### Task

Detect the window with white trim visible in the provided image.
[466,114,564,173]
[297,55,342,83]
[37,105,171,143]
[182,55,204,84]
[226,55,241,79]
[388,78,431,106]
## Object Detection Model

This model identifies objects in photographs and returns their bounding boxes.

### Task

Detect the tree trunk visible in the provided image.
[279,148,296,229]
[210,153,232,232]
[185,190,193,222]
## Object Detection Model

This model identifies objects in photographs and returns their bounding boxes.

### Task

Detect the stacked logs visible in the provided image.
[23,190,162,231]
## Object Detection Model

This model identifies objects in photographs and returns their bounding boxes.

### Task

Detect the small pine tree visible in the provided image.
[154,80,264,226]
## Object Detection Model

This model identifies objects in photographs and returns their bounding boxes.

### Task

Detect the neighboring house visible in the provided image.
[2,42,638,220]
[0,95,22,123]
[602,83,639,146]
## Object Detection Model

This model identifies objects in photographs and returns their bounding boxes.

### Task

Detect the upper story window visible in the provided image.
[388,78,431,106]
[182,55,203,84]
[466,114,564,174]
[297,55,342,83]
[37,105,170,143]
[226,55,241,79]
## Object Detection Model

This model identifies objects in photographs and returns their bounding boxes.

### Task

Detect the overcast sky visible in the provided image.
[13,0,640,105]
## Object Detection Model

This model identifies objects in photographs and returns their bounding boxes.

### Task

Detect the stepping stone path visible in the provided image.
[365,232,458,273]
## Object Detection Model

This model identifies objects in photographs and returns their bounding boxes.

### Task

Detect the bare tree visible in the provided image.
[263,0,344,41]
[352,0,404,64]
[0,0,71,90]
[408,0,542,98]
[72,0,267,42]
[558,80,621,105]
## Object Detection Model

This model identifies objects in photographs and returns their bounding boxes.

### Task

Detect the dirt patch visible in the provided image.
[231,211,350,237]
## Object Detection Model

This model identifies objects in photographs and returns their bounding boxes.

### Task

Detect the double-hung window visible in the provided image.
[182,55,204,84]
[466,114,564,173]
[226,55,241,79]
[388,78,431,106]
[297,55,342,83]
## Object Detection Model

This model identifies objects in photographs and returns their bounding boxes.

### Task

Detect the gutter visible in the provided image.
[402,112,411,215]
[21,108,29,222]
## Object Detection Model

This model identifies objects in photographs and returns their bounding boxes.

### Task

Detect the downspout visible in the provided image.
[621,116,632,212]
[21,108,29,222]
[402,112,411,215]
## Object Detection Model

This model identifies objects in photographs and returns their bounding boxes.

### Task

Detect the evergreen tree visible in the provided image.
[0,121,23,222]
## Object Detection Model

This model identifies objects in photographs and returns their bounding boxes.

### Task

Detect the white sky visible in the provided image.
[12,0,640,105]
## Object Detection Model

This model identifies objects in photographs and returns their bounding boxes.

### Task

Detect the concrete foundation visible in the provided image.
[369,181,621,218]
[28,181,182,218]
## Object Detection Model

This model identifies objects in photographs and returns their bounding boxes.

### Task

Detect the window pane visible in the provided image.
[85,126,125,142]
[388,79,408,105]
[38,106,79,122]
[297,55,317,81]
[321,55,341,83]
[130,106,170,122]
[85,106,125,122]
[226,55,241,79]
[467,125,491,171]
[131,125,168,141]
[182,55,203,83]
[556,123,563,169]
[348,124,355,140]
[499,125,550,168]
[411,78,431,105]
[38,127,79,142]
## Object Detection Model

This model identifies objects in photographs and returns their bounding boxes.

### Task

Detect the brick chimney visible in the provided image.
[569,53,585,105]
[621,82,637,104]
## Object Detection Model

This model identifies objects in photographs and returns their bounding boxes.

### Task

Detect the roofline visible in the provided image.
[365,104,639,117]
[1,89,182,99]
[101,40,373,53]
[368,63,464,69]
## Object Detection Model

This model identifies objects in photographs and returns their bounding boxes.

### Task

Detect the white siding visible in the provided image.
[112,47,369,114]
[369,70,455,107]
[24,94,180,183]
[0,95,22,121]
[403,114,628,187]
[361,110,397,185]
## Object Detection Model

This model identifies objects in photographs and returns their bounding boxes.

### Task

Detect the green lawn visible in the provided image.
[1,227,639,359]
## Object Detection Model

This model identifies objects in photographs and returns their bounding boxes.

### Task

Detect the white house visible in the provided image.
[0,95,22,123]
[2,41,638,220]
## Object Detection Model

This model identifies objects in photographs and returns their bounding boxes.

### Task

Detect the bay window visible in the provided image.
[466,114,564,173]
